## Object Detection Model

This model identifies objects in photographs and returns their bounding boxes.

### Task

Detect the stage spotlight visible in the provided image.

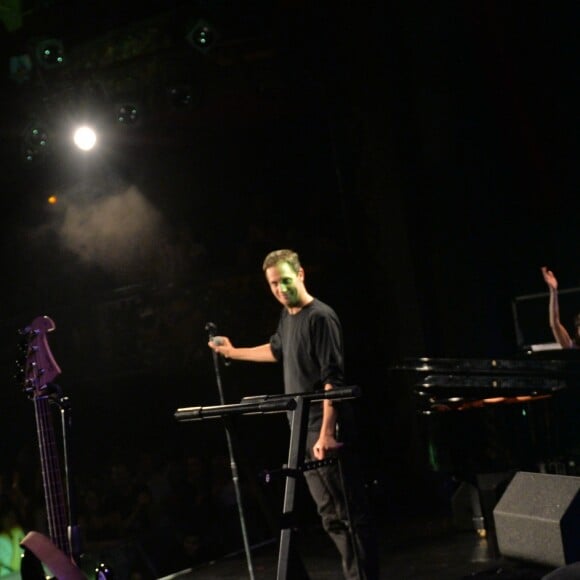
[36,38,64,69]
[22,121,50,163]
[167,84,195,108]
[73,125,97,151]
[116,103,140,125]
[186,19,217,53]
[9,54,33,83]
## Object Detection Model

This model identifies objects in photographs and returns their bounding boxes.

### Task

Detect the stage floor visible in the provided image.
[159,513,557,580]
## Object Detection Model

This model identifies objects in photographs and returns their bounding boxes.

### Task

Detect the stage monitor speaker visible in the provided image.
[493,471,580,568]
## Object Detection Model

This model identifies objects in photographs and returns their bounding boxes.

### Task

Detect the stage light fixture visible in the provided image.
[116,103,141,125]
[22,121,50,163]
[36,38,64,69]
[167,85,195,108]
[73,125,97,151]
[186,19,217,53]
[9,54,33,83]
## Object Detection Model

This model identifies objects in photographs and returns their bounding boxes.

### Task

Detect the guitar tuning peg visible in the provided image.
[17,325,32,337]
[22,381,34,397]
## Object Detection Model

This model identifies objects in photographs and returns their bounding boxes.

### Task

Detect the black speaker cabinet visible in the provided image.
[493,471,580,567]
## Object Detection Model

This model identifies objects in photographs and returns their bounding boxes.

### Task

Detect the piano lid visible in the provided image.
[414,373,567,402]
[393,354,580,376]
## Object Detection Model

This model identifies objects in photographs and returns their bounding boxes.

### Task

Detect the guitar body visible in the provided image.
[21,531,86,580]
[21,542,114,580]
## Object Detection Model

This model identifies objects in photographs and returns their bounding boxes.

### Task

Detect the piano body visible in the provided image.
[394,351,580,551]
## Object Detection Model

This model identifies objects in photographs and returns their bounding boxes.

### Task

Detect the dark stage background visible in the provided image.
[0,1,578,574]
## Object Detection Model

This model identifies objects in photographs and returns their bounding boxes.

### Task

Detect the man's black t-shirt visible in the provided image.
[270,298,345,431]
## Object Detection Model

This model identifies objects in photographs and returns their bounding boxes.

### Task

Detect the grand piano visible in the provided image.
[394,350,580,551]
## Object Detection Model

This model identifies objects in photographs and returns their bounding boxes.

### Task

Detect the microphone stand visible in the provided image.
[205,322,255,580]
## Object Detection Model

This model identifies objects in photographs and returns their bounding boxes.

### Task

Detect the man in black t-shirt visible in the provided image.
[208,249,379,580]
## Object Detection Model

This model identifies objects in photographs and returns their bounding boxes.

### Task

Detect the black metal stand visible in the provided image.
[53,389,114,579]
[275,394,311,579]
[205,322,256,580]
[54,391,82,567]
[175,385,360,580]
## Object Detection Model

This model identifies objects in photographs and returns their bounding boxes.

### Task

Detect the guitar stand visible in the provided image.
[32,384,83,566]
[34,387,114,579]
[175,385,360,580]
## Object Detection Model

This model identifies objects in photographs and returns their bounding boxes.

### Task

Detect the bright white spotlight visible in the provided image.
[73,125,97,151]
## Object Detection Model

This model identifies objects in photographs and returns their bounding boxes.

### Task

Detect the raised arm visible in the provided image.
[208,336,277,362]
[541,266,575,349]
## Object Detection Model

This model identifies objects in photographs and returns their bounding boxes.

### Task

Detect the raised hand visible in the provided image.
[541,266,558,291]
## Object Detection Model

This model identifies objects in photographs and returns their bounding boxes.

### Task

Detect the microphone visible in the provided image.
[205,321,217,337]
[206,322,230,366]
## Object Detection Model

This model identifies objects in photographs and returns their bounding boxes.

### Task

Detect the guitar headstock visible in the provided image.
[18,316,61,399]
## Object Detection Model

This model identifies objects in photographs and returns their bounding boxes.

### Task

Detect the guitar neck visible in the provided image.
[34,394,71,557]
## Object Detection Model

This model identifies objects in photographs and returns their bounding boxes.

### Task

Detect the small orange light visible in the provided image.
[48,195,57,205]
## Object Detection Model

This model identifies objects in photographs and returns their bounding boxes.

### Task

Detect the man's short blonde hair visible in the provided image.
[262,249,301,273]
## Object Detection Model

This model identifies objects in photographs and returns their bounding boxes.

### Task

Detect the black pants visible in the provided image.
[303,429,380,580]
